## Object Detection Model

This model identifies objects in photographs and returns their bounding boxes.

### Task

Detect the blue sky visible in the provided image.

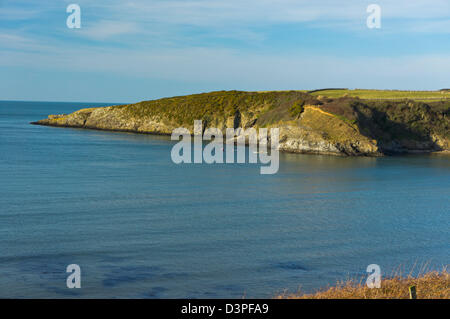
[1,0,450,103]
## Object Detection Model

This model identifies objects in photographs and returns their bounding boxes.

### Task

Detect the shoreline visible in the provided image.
[30,121,448,157]
[30,90,449,157]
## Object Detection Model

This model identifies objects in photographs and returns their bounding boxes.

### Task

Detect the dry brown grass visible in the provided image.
[277,267,449,299]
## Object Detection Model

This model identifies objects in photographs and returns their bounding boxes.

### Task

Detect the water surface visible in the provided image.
[0,101,448,298]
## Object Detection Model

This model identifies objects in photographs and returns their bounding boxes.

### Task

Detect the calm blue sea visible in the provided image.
[0,100,449,298]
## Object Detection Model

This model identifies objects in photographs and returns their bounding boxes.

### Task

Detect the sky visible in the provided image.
[1,0,450,103]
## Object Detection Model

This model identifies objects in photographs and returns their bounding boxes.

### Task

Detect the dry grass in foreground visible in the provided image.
[277,269,449,299]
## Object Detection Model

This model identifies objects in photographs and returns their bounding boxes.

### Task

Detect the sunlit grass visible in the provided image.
[309,89,450,101]
[277,267,449,299]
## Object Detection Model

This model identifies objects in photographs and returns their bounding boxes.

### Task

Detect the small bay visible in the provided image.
[0,101,448,298]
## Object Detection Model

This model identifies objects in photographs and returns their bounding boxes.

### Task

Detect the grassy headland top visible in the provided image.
[33,89,450,156]
[307,88,450,101]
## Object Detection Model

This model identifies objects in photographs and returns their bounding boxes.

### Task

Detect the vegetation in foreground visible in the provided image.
[277,269,449,299]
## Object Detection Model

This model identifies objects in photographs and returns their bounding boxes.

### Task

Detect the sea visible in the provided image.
[0,100,448,298]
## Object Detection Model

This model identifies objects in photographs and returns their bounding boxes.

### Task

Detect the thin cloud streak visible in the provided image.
[1,0,449,101]
[79,20,140,40]
[1,44,449,90]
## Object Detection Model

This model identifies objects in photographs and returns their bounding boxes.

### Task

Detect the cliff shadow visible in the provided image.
[352,106,443,154]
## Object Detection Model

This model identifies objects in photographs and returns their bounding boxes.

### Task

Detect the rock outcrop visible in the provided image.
[31,90,449,156]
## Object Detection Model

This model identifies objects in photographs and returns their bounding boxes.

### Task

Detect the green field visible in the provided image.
[307,89,450,101]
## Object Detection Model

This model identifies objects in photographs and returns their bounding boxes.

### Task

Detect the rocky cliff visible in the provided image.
[32,90,449,156]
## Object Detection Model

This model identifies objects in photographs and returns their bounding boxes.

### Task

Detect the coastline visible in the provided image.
[29,90,449,157]
[30,120,450,157]
[1,100,448,298]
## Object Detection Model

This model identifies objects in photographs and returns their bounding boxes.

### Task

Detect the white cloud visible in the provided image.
[0,7,42,20]
[409,19,450,34]
[1,0,450,98]
[1,43,449,91]
[99,0,450,26]
[57,0,450,43]
[80,20,140,40]
[0,31,50,51]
